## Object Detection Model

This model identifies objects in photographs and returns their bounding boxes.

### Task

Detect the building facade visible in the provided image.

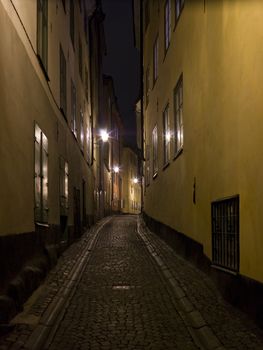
[121,147,141,215]
[0,0,106,317]
[134,0,263,324]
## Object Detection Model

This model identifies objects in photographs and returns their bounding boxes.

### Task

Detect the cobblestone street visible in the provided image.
[1,215,263,349]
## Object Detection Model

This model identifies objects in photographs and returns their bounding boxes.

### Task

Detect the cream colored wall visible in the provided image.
[143,0,263,283]
[121,148,141,214]
[0,0,94,234]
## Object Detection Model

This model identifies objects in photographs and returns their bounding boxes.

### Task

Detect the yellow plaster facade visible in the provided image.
[142,0,263,283]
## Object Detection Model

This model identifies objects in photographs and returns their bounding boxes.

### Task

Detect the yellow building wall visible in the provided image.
[0,0,95,235]
[143,0,263,283]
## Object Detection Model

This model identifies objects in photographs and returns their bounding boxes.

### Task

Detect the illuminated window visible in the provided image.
[164,0,171,52]
[152,125,158,177]
[59,157,69,214]
[70,0,74,47]
[85,68,89,101]
[80,109,84,149]
[153,36,159,83]
[145,145,150,186]
[174,74,183,155]
[87,115,93,165]
[163,104,170,165]
[60,45,67,117]
[71,80,76,136]
[34,124,48,223]
[176,0,185,22]
[37,0,48,72]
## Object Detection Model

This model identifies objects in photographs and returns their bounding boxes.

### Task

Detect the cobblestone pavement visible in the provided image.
[0,215,263,349]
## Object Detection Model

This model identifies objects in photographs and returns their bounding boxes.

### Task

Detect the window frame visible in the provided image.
[34,123,49,224]
[163,104,170,167]
[153,35,159,85]
[174,74,183,157]
[164,0,171,53]
[152,125,158,178]
[60,45,67,118]
[37,0,48,74]
[211,195,240,273]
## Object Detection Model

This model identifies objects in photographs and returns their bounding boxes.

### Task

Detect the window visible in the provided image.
[164,0,171,52]
[79,37,83,80]
[61,0,66,12]
[153,36,159,83]
[176,0,185,21]
[212,196,239,272]
[152,125,158,177]
[60,45,67,117]
[37,0,48,71]
[34,124,48,223]
[87,115,92,165]
[144,0,149,31]
[145,66,150,106]
[85,68,89,101]
[71,80,76,136]
[163,105,170,165]
[80,109,84,149]
[59,157,69,215]
[145,145,150,186]
[174,74,183,155]
[70,0,74,47]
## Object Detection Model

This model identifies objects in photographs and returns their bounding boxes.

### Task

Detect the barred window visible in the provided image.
[174,74,183,155]
[152,125,158,177]
[212,196,239,272]
[164,0,171,52]
[163,104,170,166]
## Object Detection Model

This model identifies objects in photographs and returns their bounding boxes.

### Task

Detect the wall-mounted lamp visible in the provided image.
[113,166,120,173]
[100,129,109,142]
[133,177,139,184]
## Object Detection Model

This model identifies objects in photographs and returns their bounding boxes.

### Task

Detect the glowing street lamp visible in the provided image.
[100,129,109,142]
[113,166,120,173]
[133,177,138,184]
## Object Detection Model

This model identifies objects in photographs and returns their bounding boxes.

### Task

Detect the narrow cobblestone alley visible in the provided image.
[1,216,263,350]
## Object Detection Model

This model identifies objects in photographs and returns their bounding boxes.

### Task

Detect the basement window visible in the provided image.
[211,196,239,272]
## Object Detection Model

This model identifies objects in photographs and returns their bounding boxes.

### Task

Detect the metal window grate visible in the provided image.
[211,196,239,272]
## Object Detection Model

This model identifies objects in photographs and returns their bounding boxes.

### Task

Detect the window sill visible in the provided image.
[173,147,183,161]
[60,108,67,120]
[35,222,49,228]
[36,55,50,82]
[163,43,170,62]
[152,172,158,180]
[211,264,238,276]
[162,162,170,171]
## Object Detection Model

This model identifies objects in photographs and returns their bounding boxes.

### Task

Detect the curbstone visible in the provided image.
[188,310,207,329]
[196,326,222,349]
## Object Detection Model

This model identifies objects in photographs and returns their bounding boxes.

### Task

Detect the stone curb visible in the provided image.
[137,217,225,350]
[15,217,112,350]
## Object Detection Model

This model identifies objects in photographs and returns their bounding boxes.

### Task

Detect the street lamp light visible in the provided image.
[100,129,109,142]
[113,166,120,173]
[133,177,139,184]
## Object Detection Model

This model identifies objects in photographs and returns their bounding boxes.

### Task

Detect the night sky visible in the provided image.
[102,0,140,147]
